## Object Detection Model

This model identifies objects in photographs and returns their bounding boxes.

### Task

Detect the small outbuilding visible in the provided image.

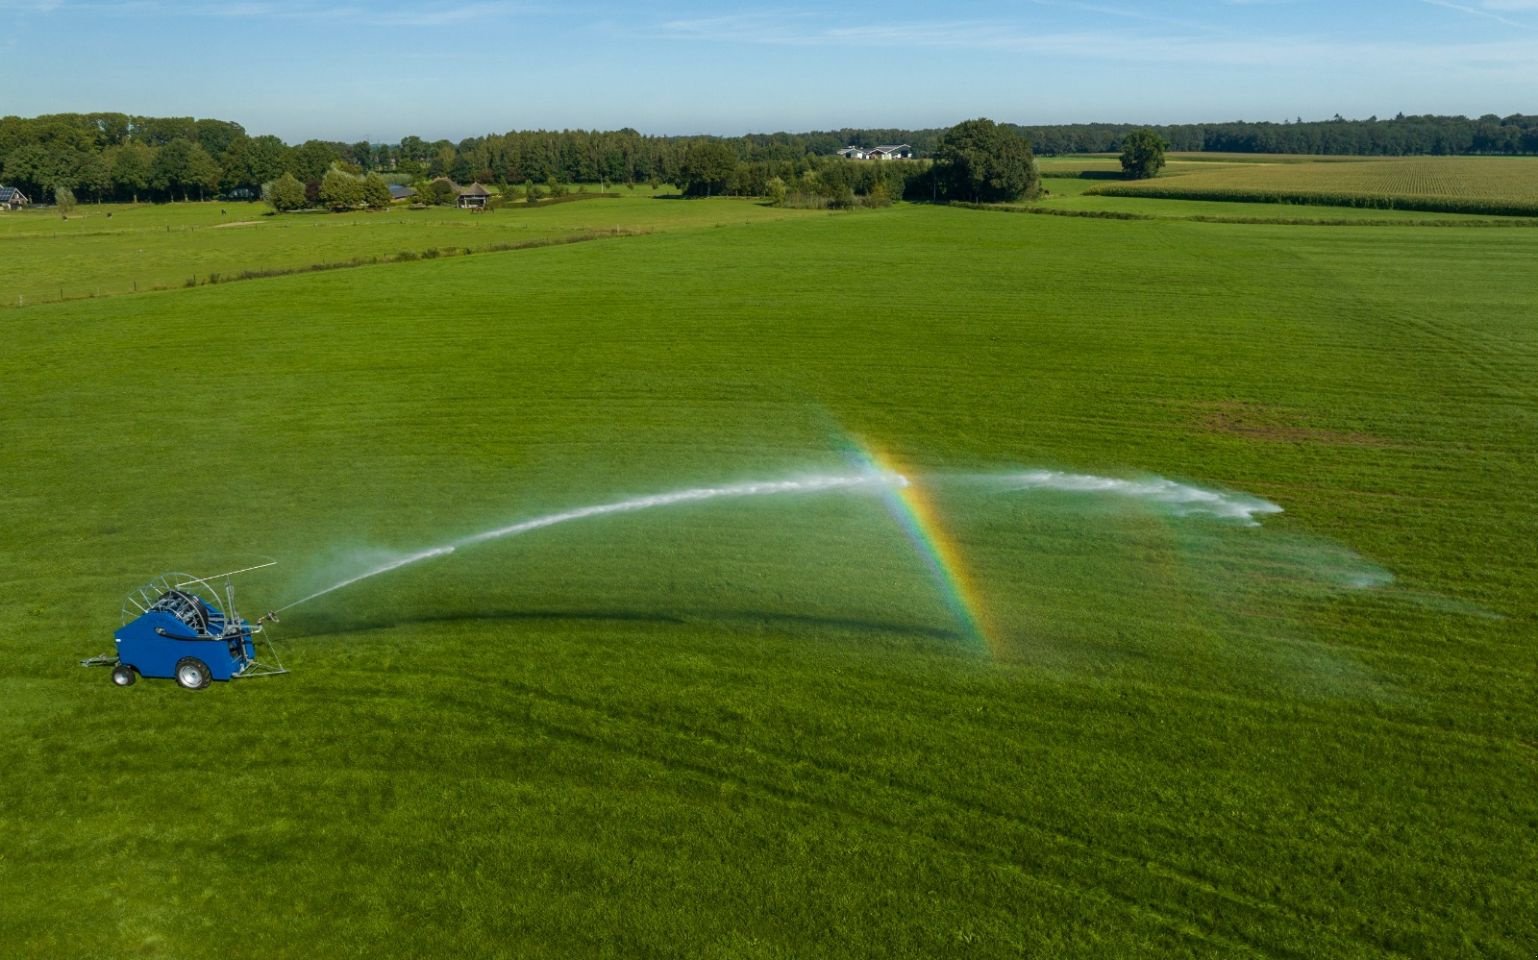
[867,144,914,160]
[837,146,868,160]
[388,183,417,202]
[457,182,491,209]
[0,185,30,210]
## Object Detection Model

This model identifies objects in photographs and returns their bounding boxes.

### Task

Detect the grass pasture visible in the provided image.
[0,193,825,307]
[2,198,1536,958]
[1086,156,1538,216]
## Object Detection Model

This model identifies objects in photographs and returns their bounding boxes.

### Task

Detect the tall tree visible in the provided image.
[149,138,219,201]
[149,137,196,200]
[290,140,343,182]
[185,142,221,200]
[679,140,737,197]
[220,134,286,194]
[1,143,56,198]
[107,141,153,202]
[75,152,113,202]
[933,118,1039,203]
[1120,129,1167,180]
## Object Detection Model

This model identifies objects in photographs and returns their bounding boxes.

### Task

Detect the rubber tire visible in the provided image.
[174,657,212,691]
[111,664,136,687]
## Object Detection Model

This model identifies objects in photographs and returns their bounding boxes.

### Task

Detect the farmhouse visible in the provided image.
[0,185,30,210]
[457,182,490,209]
[388,184,416,202]
[837,146,868,159]
[867,144,913,160]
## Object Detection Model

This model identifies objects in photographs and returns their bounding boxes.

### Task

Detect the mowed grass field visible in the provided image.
[0,193,831,307]
[2,197,1536,958]
[1085,156,1538,215]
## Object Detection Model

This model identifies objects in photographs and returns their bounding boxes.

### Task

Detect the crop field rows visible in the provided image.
[1086,156,1538,215]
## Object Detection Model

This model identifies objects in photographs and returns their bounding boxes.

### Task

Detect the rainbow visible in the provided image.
[849,442,997,654]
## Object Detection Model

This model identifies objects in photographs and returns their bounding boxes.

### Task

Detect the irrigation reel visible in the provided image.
[81,562,287,690]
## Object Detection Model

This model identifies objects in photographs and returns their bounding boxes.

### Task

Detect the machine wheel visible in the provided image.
[174,657,212,691]
[111,664,137,687]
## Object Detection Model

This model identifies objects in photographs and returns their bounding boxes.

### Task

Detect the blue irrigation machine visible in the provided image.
[82,566,286,690]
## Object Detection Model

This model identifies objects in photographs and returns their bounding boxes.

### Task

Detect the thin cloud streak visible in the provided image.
[652,13,1538,69]
[1,0,533,22]
[1422,0,1528,27]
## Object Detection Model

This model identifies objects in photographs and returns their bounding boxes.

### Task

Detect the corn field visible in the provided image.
[1087,157,1538,216]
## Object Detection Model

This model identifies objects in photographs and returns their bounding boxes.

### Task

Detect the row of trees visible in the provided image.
[248,118,1037,215]
[6,111,1535,206]
[668,119,1039,207]
[1016,114,1538,157]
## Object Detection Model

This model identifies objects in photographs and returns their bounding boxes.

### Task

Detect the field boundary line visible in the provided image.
[956,201,1538,228]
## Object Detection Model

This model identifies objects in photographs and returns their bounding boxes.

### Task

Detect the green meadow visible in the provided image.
[0,194,831,307]
[2,193,1535,958]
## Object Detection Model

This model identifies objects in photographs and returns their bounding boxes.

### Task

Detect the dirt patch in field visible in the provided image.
[211,220,263,229]
[1198,402,1390,446]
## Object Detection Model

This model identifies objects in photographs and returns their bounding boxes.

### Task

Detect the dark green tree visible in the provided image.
[265,172,308,212]
[221,134,289,194]
[290,140,342,182]
[679,140,737,197]
[319,167,363,211]
[361,172,392,210]
[107,142,153,202]
[424,177,459,206]
[74,153,112,202]
[1,143,56,198]
[184,142,221,200]
[1119,129,1168,179]
[933,118,1039,203]
[150,137,200,200]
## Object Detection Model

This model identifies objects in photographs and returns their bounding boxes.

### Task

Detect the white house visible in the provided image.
[0,185,29,210]
[866,144,913,160]
[837,146,868,159]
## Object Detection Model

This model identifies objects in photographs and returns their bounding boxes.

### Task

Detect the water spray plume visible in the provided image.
[1007,470,1283,526]
[277,545,456,613]
[456,474,901,547]
[278,472,905,612]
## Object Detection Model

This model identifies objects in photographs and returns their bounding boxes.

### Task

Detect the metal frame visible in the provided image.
[82,564,288,679]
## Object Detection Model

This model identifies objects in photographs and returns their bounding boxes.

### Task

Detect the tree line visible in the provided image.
[1013,114,1538,157]
[4,111,1535,205]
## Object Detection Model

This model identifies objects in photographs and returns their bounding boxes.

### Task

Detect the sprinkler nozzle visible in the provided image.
[258,611,280,625]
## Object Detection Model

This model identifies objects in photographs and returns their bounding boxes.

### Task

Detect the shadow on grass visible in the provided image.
[290,607,963,643]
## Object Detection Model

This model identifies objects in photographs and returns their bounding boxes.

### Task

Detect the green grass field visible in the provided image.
[0,194,830,307]
[2,195,1535,958]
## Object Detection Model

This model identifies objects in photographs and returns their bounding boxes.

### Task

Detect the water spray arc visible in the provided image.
[1006,470,1283,526]
[271,459,1345,658]
[276,472,910,614]
[277,546,457,613]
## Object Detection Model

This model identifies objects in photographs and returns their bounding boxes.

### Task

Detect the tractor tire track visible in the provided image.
[469,676,1419,960]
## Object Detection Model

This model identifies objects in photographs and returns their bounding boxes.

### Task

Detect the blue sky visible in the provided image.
[2,0,1534,142]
